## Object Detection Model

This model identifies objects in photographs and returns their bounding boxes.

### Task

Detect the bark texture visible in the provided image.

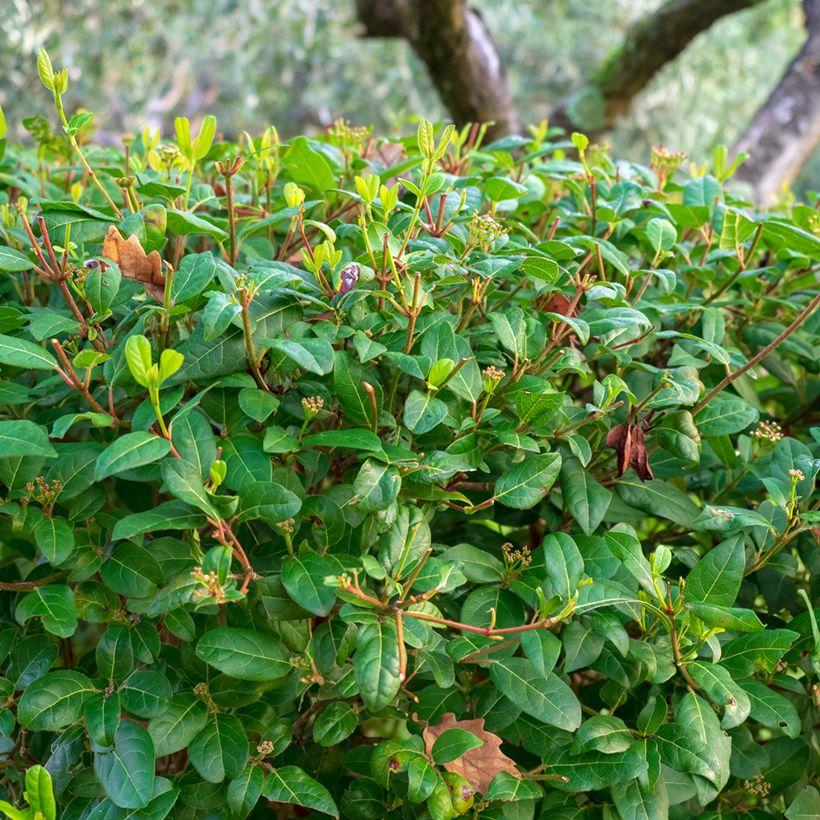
[551,0,766,135]
[733,0,820,202]
[355,0,518,140]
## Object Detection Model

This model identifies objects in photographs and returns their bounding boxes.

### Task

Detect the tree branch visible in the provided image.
[733,0,820,202]
[356,0,518,140]
[551,0,766,135]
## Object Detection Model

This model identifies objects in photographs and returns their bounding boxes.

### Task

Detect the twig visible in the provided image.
[692,292,820,414]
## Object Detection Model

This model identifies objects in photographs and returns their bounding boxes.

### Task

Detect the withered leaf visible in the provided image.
[607,422,653,482]
[628,424,653,481]
[421,712,519,793]
[102,225,165,301]
[363,139,407,172]
[542,293,574,316]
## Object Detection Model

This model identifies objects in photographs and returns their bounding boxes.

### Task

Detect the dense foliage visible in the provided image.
[0,53,819,820]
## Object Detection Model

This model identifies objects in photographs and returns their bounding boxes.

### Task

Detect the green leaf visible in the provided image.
[686,662,751,729]
[266,338,334,375]
[125,334,154,387]
[541,746,647,792]
[559,457,612,535]
[520,629,561,677]
[283,136,336,193]
[686,603,764,632]
[571,715,633,754]
[484,772,543,802]
[686,534,745,606]
[738,679,801,738]
[93,720,156,809]
[263,766,339,818]
[313,702,358,747]
[0,420,57,458]
[354,620,401,712]
[646,217,677,254]
[120,671,172,719]
[85,260,121,315]
[189,713,249,783]
[761,218,820,257]
[303,429,383,451]
[542,532,583,601]
[604,528,654,594]
[0,333,59,370]
[611,776,669,820]
[238,387,279,423]
[111,500,205,540]
[95,432,171,480]
[404,389,448,434]
[489,658,581,731]
[166,208,227,239]
[334,350,382,428]
[431,728,483,763]
[720,629,800,677]
[694,395,758,436]
[101,543,163,597]
[352,459,401,513]
[785,786,820,819]
[34,515,74,565]
[235,480,302,524]
[616,477,701,528]
[171,251,217,302]
[407,757,439,802]
[0,246,35,272]
[228,765,264,818]
[196,627,291,681]
[484,176,528,202]
[84,692,121,746]
[494,452,561,509]
[439,544,504,584]
[282,551,336,616]
[515,391,564,428]
[160,458,219,517]
[147,694,209,757]
[192,114,216,160]
[96,624,135,680]
[17,669,96,730]
[16,584,77,637]
[23,766,56,820]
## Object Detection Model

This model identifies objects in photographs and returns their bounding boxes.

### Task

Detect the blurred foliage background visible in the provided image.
[1,0,817,189]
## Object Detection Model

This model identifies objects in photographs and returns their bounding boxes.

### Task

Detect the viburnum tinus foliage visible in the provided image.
[0,51,818,820]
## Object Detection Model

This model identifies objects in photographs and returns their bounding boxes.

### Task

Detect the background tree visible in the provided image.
[733,0,820,201]
[1,0,814,197]
[356,0,819,200]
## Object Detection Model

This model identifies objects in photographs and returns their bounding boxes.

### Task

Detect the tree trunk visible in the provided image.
[551,0,765,136]
[733,0,820,203]
[355,0,518,141]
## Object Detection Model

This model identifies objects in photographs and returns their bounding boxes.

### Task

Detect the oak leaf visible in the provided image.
[421,712,519,793]
[102,225,165,301]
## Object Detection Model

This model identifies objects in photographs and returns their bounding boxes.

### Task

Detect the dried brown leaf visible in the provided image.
[628,424,653,481]
[542,293,574,316]
[102,225,165,301]
[421,712,519,793]
[607,422,653,481]
[606,422,632,478]
[363,139,406,171]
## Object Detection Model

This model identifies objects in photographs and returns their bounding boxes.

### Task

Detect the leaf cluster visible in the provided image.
[0,74,818,820]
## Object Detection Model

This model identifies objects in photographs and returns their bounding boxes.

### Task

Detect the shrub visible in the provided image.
[0,58,818,820]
